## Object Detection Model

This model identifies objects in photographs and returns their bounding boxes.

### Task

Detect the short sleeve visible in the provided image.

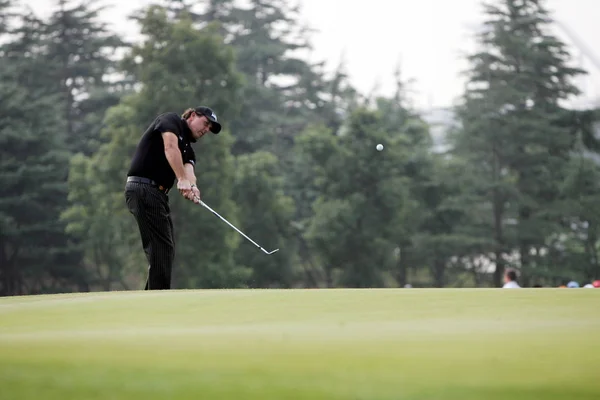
[154,113,180,135]
[183,146,196,167]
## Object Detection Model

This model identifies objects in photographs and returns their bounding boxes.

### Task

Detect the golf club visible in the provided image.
[196,197,279,255]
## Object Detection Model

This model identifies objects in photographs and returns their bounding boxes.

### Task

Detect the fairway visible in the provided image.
[0,289,599,400]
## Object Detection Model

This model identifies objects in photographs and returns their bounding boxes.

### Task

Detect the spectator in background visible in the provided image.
[502,268,521,288]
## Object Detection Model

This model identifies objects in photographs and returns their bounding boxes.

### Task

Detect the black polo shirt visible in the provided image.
[127,112,196,190]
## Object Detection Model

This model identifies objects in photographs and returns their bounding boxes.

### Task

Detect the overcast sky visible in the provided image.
[25,0,600,110]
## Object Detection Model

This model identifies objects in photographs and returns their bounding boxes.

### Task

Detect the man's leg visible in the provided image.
[125,183,175,290]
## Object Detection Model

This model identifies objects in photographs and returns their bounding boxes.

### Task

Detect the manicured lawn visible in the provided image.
[0,288,598,399]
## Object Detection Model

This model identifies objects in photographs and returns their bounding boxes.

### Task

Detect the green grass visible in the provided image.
[0,288,599,399]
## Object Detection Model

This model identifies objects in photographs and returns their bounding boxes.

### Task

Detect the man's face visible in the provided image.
[188,113,212,139]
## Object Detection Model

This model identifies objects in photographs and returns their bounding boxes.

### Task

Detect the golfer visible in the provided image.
[124,106,222,290]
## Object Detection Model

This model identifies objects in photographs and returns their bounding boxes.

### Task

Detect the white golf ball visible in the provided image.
[376,144,383,151]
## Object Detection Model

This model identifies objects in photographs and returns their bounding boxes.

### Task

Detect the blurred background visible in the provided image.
[1,0,599,295]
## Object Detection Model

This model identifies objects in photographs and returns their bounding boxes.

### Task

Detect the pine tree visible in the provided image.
[0,0,14,34]
[300,108,413,287]
[451,0,587,286]
[0,11,83,294]
[43,0,126,155]
[156,0,356,154]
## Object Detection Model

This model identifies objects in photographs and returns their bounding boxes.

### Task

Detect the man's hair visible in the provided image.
[505,268,518,282]
[182,108,195,120]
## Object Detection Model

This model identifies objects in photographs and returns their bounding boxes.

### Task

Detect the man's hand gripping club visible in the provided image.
[163,131,200,204]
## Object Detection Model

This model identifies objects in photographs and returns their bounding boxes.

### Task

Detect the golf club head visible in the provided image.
[263,248,279,255]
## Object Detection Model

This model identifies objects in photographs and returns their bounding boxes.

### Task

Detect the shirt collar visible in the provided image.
[180,118,196,143]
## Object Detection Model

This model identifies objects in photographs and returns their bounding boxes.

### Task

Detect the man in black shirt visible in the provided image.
[125,106,222,290]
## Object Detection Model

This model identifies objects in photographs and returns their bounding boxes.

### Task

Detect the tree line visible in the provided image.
[1,0,599,295]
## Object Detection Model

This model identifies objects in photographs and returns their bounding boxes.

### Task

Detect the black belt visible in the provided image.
[127,176,170,194]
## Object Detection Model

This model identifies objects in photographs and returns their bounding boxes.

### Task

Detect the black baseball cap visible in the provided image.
[194,106,222,134]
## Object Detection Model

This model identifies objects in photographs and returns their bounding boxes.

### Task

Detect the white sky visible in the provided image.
[22,0,600,110]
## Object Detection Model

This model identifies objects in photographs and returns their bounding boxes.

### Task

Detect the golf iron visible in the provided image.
[197,198,279,255]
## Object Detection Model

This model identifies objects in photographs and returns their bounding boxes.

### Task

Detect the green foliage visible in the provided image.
[169,130,252,289]
[121,5,243,123]
[63,7,249,290]
[61,104,146,290]
[9,0,128,156]
[163,0,358,154]
[61,153,137,290]
[551,145,600,283]
[0,0,14,34]
[0,53,82,295]
[233,151,297,288]
[299,109,412,287]
[2,0,600,293]
[449,0,594,286]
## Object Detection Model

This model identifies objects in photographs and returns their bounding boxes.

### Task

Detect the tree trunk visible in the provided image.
[585,223,599,281]
[0,243,21,296]
[296,234,320,288]
[519,206,532,287]
[432,257,445,288]
[396,245,407,287]
[492,149,506,288]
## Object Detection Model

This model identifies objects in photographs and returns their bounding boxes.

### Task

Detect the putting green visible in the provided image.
[0,288,598,399]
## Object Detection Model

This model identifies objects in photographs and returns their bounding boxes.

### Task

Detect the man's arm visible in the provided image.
[184,163,196,185]
[184,163,200,203]
[162,132,187,180]
[162,131,192,198]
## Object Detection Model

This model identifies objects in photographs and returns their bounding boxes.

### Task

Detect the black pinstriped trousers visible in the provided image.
[125,181,175,290]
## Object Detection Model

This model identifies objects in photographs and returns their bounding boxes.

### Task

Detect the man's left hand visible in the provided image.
[190,184,201,204]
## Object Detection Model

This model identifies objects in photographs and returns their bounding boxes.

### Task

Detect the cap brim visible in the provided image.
[209,121,221,134]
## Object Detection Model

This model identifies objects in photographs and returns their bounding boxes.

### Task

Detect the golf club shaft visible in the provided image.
[197,198,279,255]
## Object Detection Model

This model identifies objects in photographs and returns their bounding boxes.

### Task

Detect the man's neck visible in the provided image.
[181,118,196,143]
